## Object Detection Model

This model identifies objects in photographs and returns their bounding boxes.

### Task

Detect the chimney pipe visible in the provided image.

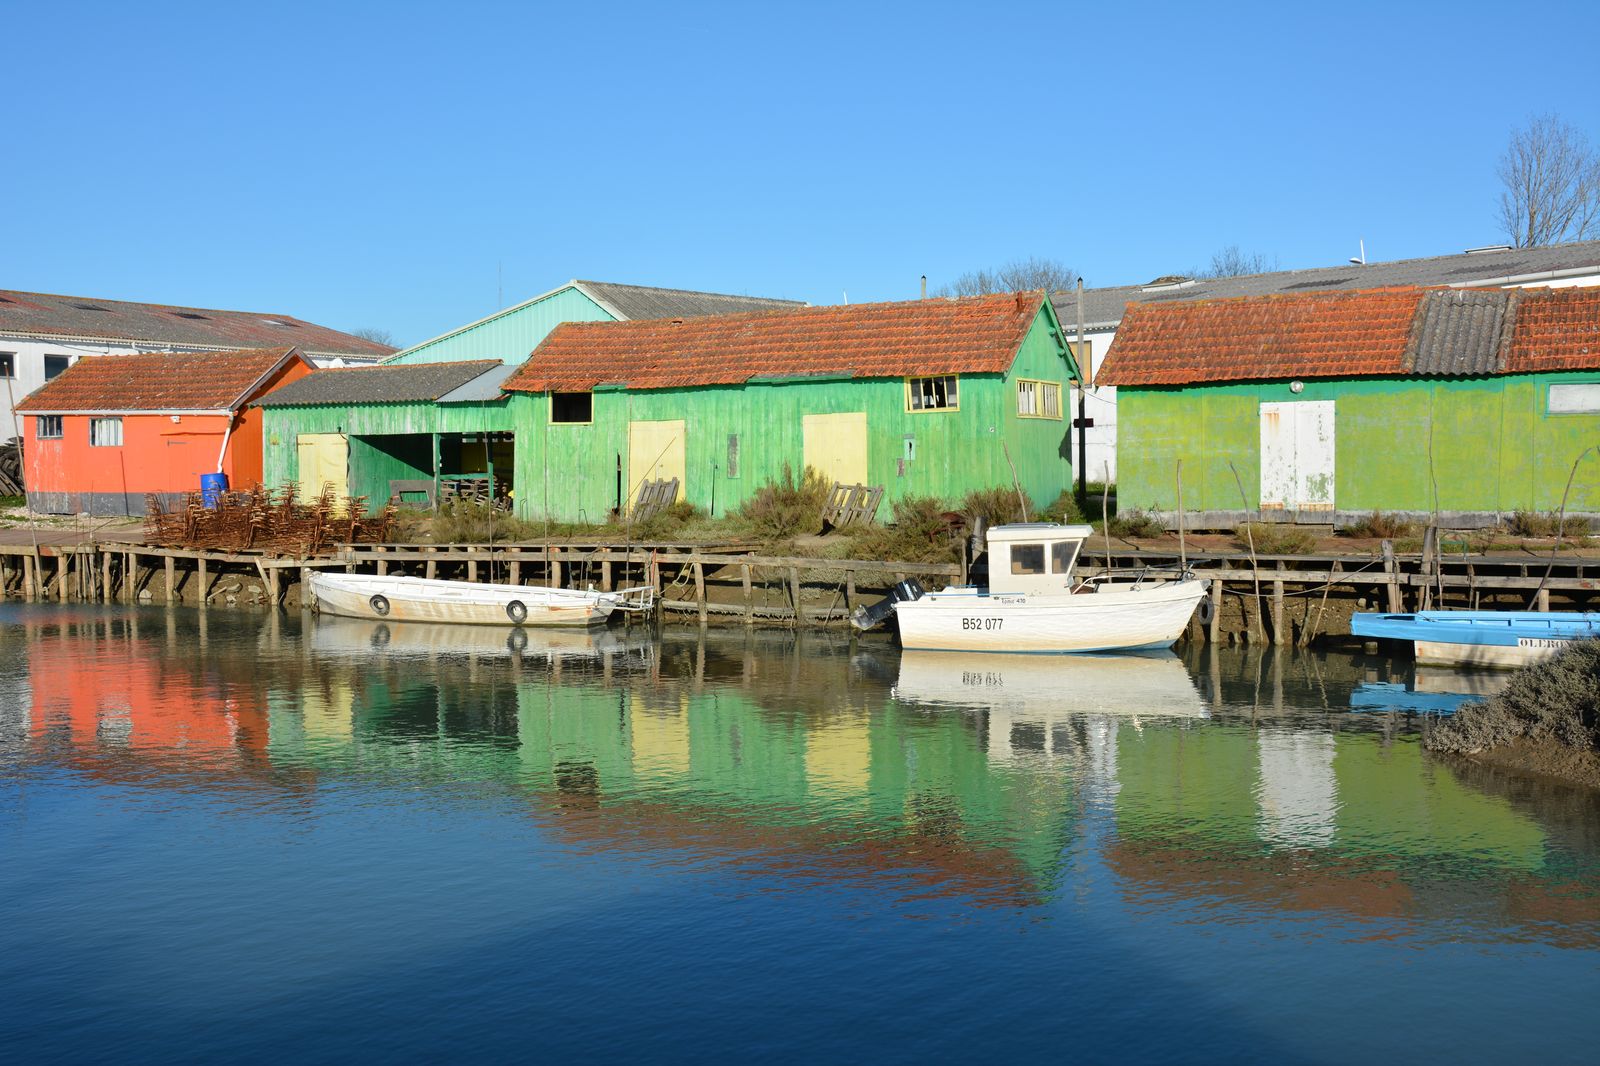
[920,275,927,300]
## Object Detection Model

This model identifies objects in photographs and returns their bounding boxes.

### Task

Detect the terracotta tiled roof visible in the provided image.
[1096,288,1426,386]
[17,347,302,413]
[1099,285,1600,386]
[503,292,1049,393]
[0,289,395,358]
[1506,287,1600,373]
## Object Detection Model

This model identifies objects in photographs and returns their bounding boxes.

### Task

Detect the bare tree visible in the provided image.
[1192,245,1278,279]
[935,256,1079,297]
[1497,114,1600,247]
[350,327,397,347]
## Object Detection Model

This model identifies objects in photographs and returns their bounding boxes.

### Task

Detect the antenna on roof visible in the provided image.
[842,290,849,305]
[1349,239,1367,266]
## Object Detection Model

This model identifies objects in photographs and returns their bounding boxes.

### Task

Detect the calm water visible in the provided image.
[2,607,1597,1064]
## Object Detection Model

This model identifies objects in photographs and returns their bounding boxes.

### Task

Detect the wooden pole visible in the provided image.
[1271,575,1285,645]
[102,551,112,603]
[58,554,69,602]
[165,557,176,605]
[743,562,754,624]
[1175,459,1187,571]
[1208,576,1222,645]
[601,558,612,592]
[694,561,707,623]
[789,566,802,625]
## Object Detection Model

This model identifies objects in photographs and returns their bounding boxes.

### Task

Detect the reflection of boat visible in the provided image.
[861,523,1206,653]
[309,614,646,660]
[891,649,1207,718]
[1352,610,1600,668]
[309,572,653,627]
[1349,665,1510,715]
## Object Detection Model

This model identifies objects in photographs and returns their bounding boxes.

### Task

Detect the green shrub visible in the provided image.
[1343,511,1418,539]
[1428,639,1600,755]
[1040,490,1085,525]
[628,499,703,541]
[1234,521,1316,554]
[1099,508,1164,539]
[737,464,830,542]
[1507,510,1587,538]
[962,486,1030,527]
[427,501,540,543]
[846,495,959,563]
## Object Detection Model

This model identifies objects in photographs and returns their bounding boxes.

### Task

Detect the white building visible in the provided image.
[1053,239,1600,482]
[0,289,395,440]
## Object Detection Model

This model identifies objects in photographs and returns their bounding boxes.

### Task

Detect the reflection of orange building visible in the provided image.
[27,624,269,761]
[17,346,313,515]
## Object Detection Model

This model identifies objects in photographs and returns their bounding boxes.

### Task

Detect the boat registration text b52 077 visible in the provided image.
[961,617,1004,631]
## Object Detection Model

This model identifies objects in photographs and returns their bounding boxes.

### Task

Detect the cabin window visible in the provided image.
[44,354,70,380]
[1547,383,1600,415]
[36,415,62,439]
[550,391,592,424]
[90,417,123,447]
[1010,543,1046,575]
[726,434,740,478]
[1051,541,1078,573]
[1017,379,1062,419]
[0,352,13,378]
[906,375,958,412]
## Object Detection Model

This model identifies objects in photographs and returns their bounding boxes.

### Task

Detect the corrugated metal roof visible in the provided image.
[17,347,302,413]
[437,362,518,403]
[1403,289,1515,375]
[1051,238,1600,329]
[256,360,503,407]
[574,280,805,320]
[0,289,396,357]
[505,292,1049,393]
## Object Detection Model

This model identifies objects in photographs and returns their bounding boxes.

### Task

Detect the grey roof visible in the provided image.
[575,280,805,320]
[1052,239,1600,330]
[437,362,518,403]
[1404,289,1518,375]
[0,288,396,358]
[256,360,503,407]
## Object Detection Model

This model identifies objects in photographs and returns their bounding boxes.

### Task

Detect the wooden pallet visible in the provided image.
[632,478,680,522]
[821,483,883,529]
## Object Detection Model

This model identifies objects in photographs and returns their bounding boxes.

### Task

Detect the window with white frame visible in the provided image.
[906,375,958,411]
[0,352,14,378]
[1016,379,1062,419]
[1548,383,1600,415]
[90,417,123,447]
[36,415,63,439]
[44,354,70,380]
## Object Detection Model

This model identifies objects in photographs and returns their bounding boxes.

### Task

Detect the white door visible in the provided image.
[1259,401,1334,512]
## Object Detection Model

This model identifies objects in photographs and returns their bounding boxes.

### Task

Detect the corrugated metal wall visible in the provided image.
[386,287,613,366]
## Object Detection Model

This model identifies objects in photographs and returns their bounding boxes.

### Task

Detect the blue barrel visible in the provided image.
[200,472,229,508]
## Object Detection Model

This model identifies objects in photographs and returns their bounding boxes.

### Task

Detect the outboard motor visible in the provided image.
[850,579,926,631]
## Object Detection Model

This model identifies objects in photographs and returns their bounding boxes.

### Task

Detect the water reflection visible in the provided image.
[2,606,1598,940]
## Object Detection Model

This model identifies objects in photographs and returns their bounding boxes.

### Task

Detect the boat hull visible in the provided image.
[1352,610,1600,669]
[894,579,1207,653]
[309,573,614,628]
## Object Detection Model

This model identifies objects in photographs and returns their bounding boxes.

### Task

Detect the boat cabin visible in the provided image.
[985,523,1093,596]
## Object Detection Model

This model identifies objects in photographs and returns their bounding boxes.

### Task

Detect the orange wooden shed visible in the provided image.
[16,345,314,515]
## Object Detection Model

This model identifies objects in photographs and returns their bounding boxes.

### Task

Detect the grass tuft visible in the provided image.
[1343,511,1418,539]
[1507,510,1587,538]
[1234,521,1316,554]
[846,496,960,563]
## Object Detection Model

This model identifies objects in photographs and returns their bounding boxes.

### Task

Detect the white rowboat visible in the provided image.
[308,572,654,628]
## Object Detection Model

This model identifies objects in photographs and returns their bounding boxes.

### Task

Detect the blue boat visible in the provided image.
[1351,610,1600,668]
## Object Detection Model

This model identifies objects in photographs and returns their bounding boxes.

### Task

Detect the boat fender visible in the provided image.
[369,594,391,617]
[1195,596,1214,626]
[506,600,528,624]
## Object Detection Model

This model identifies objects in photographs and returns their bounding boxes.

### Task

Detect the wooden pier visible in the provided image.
[2,537,1595,645]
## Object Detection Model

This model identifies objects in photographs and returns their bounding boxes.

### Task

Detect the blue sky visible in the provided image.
[7,0,1600,347]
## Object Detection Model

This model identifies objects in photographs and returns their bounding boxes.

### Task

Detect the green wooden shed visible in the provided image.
[1098,285,1600,526]
[500,291,1082,523]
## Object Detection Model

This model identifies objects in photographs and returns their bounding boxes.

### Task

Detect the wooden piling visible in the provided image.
[1208,577,1221,645]
[58,554,69,603]
[742,563,754,623]
[694,561,707,623]
[165,556,177,604]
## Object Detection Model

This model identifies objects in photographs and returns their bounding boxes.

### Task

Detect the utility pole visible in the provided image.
[1073,278,1092,500]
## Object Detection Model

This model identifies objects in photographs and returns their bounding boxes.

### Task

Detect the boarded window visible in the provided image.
[727,434,739,479]
[44,354,70,380]
[36,415,62,439]
[551,392,592,423]
[1548,383,1600,414]
[906,375,958,411]
[0,352,13,378]
[1017,379,1062,419]
[90,417,123,447]
[1010,543,1046,575]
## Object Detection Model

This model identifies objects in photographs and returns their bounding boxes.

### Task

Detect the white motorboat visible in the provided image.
[308,571,654,628]
[856,522,1206,654]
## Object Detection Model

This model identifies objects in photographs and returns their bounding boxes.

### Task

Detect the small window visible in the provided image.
[1017,379,1062,419]
[0,352,13,378]
[551,392,592,424]
[727,434,740,479]
[90,417,123,447]
[44,354,70,380]
[1051,541,1078,573]
[36,415,63,439]
[1548,383,1600,415]
[906,375,958,412]
[1010,543,1046,575]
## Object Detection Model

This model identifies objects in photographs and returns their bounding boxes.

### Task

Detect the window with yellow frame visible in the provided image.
[1016,379,1062,419]
[906,375,958,412]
